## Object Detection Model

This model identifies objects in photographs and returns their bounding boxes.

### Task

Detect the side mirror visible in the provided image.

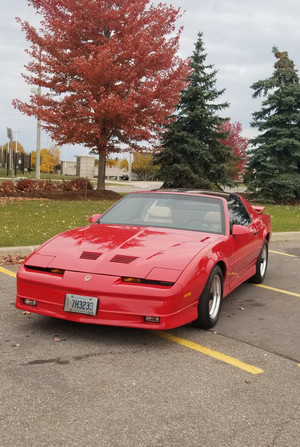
[232,224,251,237]
[89,214,102,223]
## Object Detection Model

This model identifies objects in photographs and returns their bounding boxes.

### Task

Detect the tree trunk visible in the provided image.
[97,148,106,190]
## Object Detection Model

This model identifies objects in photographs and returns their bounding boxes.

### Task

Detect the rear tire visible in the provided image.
[249,240,268,284]
[192,265,223,329]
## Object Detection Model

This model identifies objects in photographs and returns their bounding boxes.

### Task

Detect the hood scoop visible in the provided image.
[80,251,102,260]
[110,255,138,264]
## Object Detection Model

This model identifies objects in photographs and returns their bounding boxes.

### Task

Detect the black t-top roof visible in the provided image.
[152,188,233,200]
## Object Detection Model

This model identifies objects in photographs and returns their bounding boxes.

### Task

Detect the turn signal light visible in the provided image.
[49,268,65,275]
[122,277,142,283]
[25,265,65,276]
[122,277,173,287]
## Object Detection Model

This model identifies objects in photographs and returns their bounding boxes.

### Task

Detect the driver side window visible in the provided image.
[227,196,251,228]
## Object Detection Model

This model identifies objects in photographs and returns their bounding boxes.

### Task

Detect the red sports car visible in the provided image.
[16,190,271,330]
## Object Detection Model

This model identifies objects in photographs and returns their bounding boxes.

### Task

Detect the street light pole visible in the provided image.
[35,84,41,180]
[128,152,132,181]
[13,131,20,177]
[30,86,42,180]
[7,127,14,183]
[13,130,20,154]
[34,48,42,180]
[16,133,19,151]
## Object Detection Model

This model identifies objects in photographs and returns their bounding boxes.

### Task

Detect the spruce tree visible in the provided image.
[247,47,300,203]
[154,32,233,189]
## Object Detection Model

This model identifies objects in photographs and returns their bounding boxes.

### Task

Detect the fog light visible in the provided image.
[144,316,160,323]
[23,299,37,306]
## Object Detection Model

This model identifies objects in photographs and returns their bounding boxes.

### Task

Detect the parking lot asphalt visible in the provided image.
[1,239,299,447]
[2,183,299,446]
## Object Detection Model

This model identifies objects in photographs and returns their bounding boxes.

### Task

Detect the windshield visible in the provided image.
[99,193,225,234]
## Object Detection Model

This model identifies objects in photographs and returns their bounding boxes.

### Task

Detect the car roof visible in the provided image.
[149,188,233,200]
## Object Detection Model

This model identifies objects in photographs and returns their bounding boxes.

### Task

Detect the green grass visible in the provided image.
[0,200,116,247]
[264,204,300,232]
[0,199,299,247]
[0,166,72,181]
[0,167,128,186]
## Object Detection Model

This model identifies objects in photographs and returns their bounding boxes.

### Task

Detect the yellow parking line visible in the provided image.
[269,250,297,258]
[155,331,264,375]
[0,266,16,278]
[253,283,300,298]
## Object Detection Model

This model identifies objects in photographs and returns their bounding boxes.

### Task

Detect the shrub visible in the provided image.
[37,180,57,191]
[61,178,93,191]
[16,179,36,191]
[0,181,16,192]
[0,177,94,194]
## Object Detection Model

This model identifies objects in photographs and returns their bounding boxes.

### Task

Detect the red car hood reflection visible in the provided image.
[28,225,221,279]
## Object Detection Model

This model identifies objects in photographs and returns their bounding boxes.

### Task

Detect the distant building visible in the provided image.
[61,160,77,176]
[75,156,95,178]
[105,165,129,180]
[60,156,132,179]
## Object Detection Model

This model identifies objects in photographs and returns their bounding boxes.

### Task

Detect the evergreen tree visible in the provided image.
[154,32,233,189]
[247,47,300,203]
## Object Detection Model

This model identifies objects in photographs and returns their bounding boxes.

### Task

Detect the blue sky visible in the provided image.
[1,0,300,160]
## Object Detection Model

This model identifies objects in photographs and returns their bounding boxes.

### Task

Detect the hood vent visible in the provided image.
[110,255,138,264]
[80,251,101,260]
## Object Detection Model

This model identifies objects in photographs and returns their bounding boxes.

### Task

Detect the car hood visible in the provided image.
[26,224,221,281]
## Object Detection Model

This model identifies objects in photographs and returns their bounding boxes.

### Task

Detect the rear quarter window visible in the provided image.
[227,196,251,227]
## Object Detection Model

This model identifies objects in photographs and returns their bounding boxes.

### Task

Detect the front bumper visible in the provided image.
[16,266,198,330]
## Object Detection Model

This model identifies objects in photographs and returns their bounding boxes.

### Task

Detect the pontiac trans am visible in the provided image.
[16,190,272,330]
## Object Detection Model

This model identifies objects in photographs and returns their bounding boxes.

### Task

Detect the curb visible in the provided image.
[0,233,300,257]
[0,245,40,257]
[271,232,300,242]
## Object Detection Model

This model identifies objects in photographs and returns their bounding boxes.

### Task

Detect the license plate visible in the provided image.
[64,294,98,316]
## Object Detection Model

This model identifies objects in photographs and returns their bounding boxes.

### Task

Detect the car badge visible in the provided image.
[84,275,92,282]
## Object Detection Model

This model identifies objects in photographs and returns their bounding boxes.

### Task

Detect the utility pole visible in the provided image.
[33,48,42,180]
[7,127,14,183]
[128,152,133,181]
[13,131,20,174]
[31,86,42,180]
[35,84,41,180]
[13,131,20,153]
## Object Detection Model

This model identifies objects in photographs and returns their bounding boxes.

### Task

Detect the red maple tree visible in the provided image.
[219,121,248,180]
[13,0,190,189]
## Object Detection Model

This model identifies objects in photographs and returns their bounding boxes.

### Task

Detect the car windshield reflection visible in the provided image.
[99,193,225,234]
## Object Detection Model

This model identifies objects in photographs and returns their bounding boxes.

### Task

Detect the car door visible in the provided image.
[227,196,260,289]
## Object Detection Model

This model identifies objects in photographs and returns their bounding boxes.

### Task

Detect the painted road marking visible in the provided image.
[1,265,297,371]
[269,250,298,258]
[0,266,16,278]
[156,331,264,375]
[1,260,298,368]
[253,283,300,298]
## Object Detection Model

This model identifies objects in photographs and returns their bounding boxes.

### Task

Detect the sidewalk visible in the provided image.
[1,232,300,257]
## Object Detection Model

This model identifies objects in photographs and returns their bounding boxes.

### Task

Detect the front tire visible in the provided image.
[249,239,268,284]
[193,265,223,329]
